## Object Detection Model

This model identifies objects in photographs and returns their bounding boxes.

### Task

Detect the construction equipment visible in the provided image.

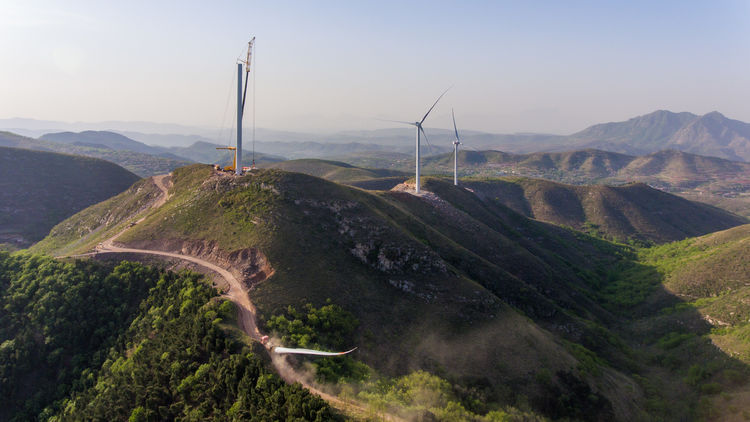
[217,37,255,175]
[246,38,258,171]
[215,146,237,172]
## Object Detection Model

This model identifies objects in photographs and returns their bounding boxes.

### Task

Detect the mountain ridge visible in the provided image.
[0,131,191,177]
[0,146,140,247]
[34,165,654,420]
[566,110,750,161]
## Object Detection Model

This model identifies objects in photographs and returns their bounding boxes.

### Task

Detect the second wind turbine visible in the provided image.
[391,89,449,193]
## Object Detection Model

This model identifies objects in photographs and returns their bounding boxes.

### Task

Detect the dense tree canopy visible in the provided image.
[0,252,333,421]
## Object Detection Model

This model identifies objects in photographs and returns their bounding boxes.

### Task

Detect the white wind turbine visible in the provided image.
[451,108,462,186]
[388,88,450,193]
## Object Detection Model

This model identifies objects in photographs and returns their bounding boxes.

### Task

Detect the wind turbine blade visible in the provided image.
[420,126,434,156]
[420,87,451,125]
[452,108,460,141]
[273,347,357,356]
[376,118,417,126]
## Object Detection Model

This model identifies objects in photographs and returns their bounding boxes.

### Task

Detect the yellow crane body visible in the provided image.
[216,147,237,172]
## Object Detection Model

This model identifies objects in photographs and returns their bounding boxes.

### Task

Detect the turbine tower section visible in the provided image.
[236,62,243,175]
[236,37,255,175]
[452,109,461,186]
[415,126,421,192]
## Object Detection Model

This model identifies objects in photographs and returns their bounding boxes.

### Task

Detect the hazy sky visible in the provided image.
[1,0,749,134]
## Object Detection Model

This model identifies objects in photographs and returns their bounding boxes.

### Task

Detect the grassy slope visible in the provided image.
[462,177,747,244]
[30,176,161,256]
[0,146,140,246]
[40,165,648,419]
[611,224,750,421]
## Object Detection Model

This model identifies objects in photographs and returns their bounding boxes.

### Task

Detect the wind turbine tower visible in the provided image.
[235,37,255,175]
[451,109,462,186]
[390,89,449,193]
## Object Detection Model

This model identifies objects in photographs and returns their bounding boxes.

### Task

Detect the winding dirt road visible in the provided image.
[67,173,381,418]
[94,174,262,339]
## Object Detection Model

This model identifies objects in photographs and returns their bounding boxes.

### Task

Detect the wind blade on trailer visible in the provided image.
[273,347,357,356]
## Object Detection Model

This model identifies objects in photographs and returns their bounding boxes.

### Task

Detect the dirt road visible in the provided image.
[92,174,262,339]
[65,173,389,419]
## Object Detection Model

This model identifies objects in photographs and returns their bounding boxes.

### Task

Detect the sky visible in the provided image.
[1,0,749,135]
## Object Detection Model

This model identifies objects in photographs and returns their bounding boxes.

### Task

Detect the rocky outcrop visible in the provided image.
[295,197,447,275]
[120,238,274,289]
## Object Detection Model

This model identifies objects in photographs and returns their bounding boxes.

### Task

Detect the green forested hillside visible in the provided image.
[0,253,332,421]
[0,146,140,247]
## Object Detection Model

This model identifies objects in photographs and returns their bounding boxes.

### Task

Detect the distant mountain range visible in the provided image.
[4,110,750,162]
[41,131,186,160]
[415,148,750,187]
[0,131,191,177]
[565,110,750,161]
[414,149,750,217]
[339,148,750,194]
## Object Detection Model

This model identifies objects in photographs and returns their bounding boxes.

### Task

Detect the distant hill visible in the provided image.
[417,148,750,188]
[617,149,750,185]
[462,177,747,244]
[419,148,633,181]
[388,148,750,217]
[264,159,408,184]
[254,140,447,159]
[167,140,286,166]
[0,146,139,247]
[40,130,181,158]
[0,131,191,177]
[669,112,750,162]
[257,158,750,233]
[331,151,412,170]
[566,110,750,162]
[567,110,696,153]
